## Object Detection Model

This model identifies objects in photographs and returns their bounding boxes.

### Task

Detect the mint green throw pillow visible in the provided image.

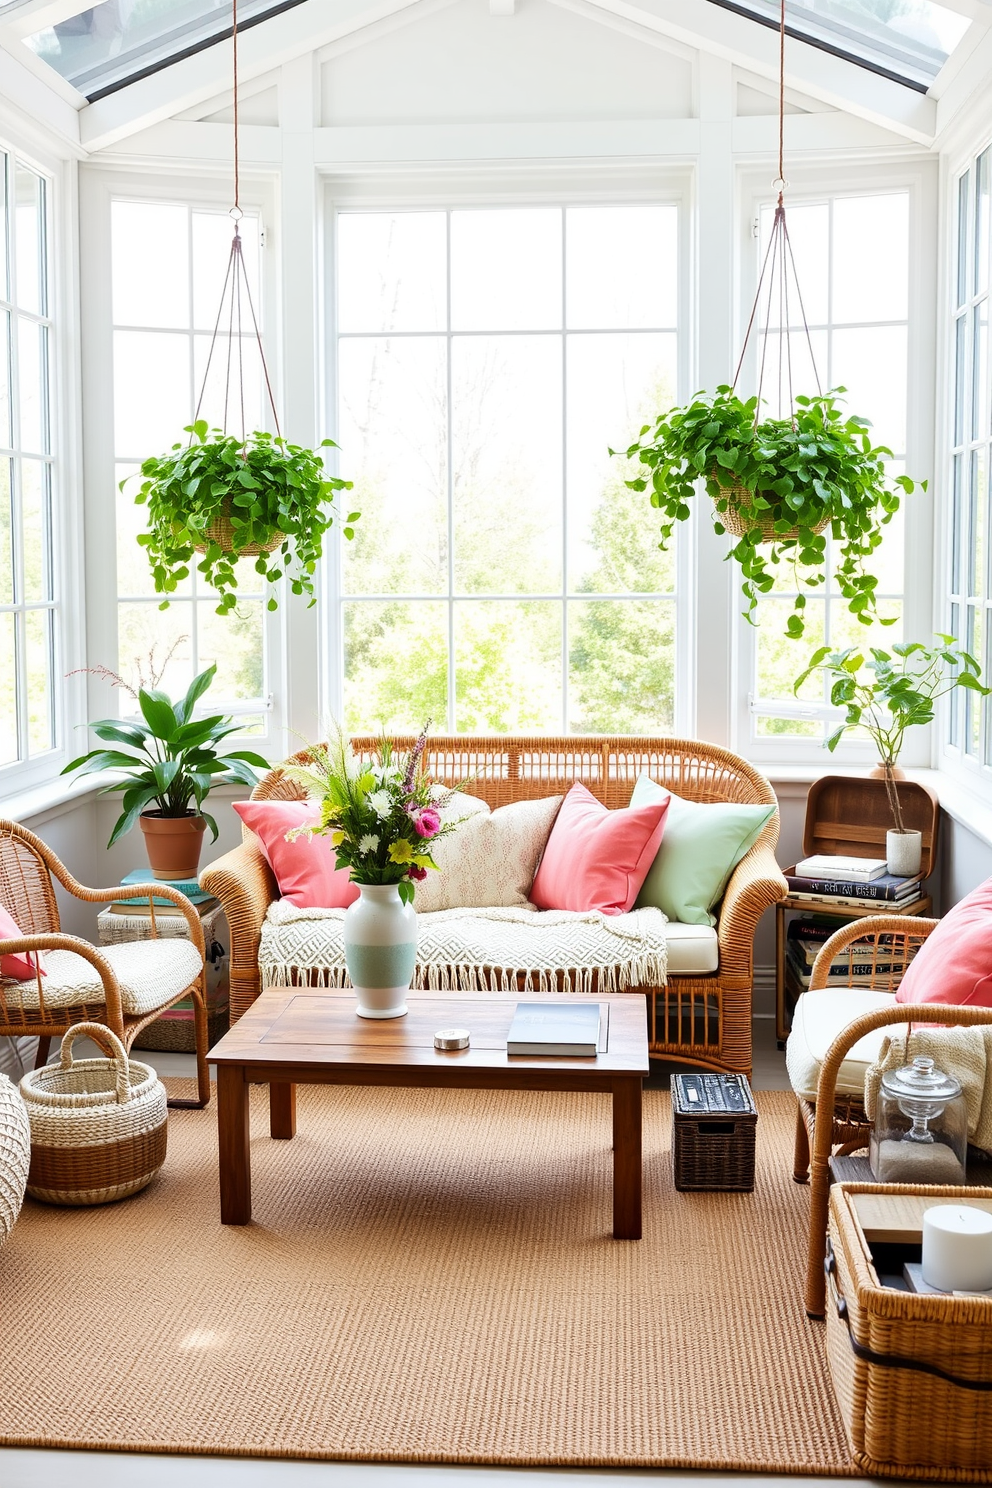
[631,775,774,927]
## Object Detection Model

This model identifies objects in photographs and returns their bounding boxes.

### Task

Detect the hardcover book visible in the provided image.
[794,854,888,881]
[785,868,920,901]
[506,1002,603,1057]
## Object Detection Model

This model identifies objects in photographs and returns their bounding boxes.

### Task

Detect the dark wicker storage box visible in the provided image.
[671,1073,757,1192]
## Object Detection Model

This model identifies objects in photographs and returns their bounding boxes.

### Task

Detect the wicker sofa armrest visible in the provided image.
[200,839,277,1022]
[716,844,788,979]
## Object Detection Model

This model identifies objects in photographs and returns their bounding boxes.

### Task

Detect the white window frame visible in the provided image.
[320,165,694,738]
[732,158,938,769]
[77,166,284,755]
[0,127,84,797]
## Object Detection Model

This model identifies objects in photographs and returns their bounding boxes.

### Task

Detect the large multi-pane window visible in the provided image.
[111,200,268,727]
[947,148,991,771]
[334,204,679,735]
[747,190,909,744]
[0,152,58,774]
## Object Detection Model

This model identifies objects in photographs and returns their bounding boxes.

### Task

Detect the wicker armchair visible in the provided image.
[791,915,992,1317]
[201,734,786,1076]
[0,821,210,1108]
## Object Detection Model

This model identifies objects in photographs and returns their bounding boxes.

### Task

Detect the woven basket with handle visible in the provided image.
[715,479,830,542]
[19,1023,167,1206]
[195,506,283,557]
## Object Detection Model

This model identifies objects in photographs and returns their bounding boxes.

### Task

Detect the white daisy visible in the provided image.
[358,833,380,854]
[367,788,394,819]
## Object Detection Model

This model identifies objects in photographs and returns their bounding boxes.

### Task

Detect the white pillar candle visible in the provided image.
[922,1205,992,1293]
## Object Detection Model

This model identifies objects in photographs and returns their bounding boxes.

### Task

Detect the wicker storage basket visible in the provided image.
[715,479,830,542]
[97,904,230,1053]
[19,1023,168,1207]
[826,1183,992,1480]
[0,1072,30,1245]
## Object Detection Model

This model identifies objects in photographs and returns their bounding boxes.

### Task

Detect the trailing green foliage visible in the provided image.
[794,636,989,830]
[127,422,358,616]
[62,663,269,848]
[617,386,921,638]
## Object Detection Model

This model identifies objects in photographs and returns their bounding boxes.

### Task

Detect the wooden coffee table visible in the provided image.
[210,988,650,1239]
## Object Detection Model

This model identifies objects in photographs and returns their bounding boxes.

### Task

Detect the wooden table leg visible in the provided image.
[269,1081,297,1139]
[218,1063,251,1224]
[612,1077,642,1240]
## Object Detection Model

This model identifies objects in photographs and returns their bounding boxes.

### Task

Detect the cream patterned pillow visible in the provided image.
[414,796,563,913]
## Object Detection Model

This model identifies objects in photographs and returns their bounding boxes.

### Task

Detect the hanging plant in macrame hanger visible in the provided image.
[127,0,357,616]
[617,0,921,640]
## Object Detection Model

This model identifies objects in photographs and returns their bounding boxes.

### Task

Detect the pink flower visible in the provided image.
[408,864,428,881]
[411,808,441,839]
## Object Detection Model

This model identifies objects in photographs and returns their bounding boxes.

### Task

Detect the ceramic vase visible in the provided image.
[886,828,922,878]
[343,883,417,1019]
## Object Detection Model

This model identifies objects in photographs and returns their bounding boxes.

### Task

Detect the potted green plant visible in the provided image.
[63,662,269,880]
[616,385,922,638]
[793,636,989,874]
[126,421,359,615]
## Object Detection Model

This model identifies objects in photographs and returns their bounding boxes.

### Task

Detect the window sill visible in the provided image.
[0,774,254,830]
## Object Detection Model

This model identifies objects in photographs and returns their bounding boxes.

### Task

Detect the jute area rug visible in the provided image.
[0,1084,855,1472]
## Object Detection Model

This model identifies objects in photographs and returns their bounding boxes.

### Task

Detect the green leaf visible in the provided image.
[138,688,179,742]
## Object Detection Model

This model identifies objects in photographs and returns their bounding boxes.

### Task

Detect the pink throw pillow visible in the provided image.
[896,875,992,1008]
[530,781,669,916]
[232,800,359,910]
[0,905,45,981]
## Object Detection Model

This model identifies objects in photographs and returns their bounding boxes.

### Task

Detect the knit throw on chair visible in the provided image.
[260,902,669,996]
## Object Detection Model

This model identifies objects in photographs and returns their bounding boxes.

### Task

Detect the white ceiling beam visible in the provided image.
[0,35,80,151]
[96,120,281,166]
[732,112,921,155]
[549,0,937,145]
[934,24,992,139]
[79,0,429,153]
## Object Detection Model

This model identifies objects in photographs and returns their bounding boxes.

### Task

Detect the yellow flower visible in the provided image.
[330,829,346,848]
[388,839,414,864]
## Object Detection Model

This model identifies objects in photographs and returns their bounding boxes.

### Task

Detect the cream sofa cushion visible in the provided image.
[786,987,906,1101]
[414,796,562,913]
[664,922,719,975]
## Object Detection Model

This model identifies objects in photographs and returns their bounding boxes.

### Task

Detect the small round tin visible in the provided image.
[434,1027,470,1051]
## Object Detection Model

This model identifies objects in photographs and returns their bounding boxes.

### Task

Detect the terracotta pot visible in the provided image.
[869,762,907,780]
[138,812,207,881]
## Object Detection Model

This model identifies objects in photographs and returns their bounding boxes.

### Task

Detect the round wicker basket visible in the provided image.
[715,480,829,542]
[0,1072,30,1246]
[195,506,283,557]
[19,1023,168,1207]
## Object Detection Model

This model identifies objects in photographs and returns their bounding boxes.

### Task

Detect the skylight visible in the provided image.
[23,0,307,101]
[710,0,971,89]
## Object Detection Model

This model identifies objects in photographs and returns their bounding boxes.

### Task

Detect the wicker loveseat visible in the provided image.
[201,735,786,1075]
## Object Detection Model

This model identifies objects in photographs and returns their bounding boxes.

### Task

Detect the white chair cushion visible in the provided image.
[786,987,905,1101]
[0,939,202,1017]
[664,921,719,975]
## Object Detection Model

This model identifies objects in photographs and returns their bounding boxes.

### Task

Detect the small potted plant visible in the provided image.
[793,636,989,874]
[63,662,269,880]
[126,421,359,615]
[616,386,922,638]
[282,722,466,1020]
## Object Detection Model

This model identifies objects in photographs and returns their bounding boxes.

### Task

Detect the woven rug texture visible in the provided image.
[0,1084,854,1471]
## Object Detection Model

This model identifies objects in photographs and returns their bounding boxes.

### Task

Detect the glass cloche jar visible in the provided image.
[869,1055,968,1186]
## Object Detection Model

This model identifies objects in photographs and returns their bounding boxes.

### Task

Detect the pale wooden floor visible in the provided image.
[3,1022,868,1487]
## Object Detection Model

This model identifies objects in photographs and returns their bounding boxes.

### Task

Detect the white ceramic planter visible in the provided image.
[886,829,922,879]
[343,883,417,1019]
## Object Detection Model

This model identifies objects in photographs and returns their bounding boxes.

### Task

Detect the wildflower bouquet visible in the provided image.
[283,723,463,905]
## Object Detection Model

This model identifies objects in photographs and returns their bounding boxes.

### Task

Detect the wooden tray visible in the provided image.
[802,774,940,880]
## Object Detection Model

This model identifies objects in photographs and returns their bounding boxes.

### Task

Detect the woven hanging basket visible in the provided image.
[195,504,284,557]
[715,479,830,543]
[19,1023,167,1207]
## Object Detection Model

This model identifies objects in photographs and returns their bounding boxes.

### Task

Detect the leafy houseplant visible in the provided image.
[617,386,921,638]
[63,662,269,879]
[127,422,359,616]
[793,637,989,835]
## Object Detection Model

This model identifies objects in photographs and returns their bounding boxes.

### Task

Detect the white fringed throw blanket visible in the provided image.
[260,901,668,995]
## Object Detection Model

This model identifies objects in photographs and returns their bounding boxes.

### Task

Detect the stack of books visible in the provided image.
[785,853,922,911]
[108,868,218,917]
[785,917,901,990]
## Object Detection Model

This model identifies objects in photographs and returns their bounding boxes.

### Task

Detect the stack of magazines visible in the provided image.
[785,853,921,911]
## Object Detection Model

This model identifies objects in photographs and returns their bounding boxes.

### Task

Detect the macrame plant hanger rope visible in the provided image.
[731,0,822,429]
[192,0,281,445]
